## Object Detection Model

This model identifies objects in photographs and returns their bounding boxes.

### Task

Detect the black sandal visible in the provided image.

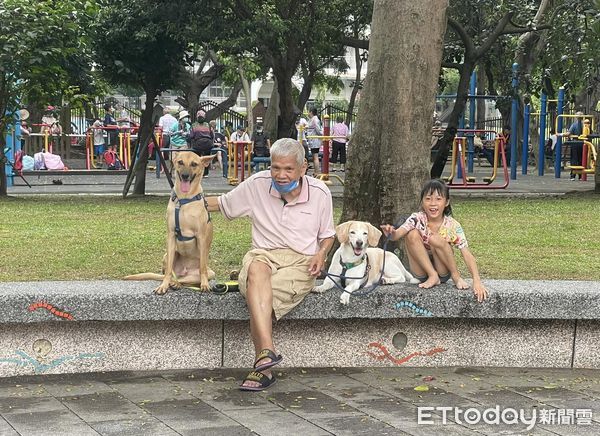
[253,349,283,372]
[239,371,277,391]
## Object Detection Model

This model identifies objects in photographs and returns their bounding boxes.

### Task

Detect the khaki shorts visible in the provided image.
[238,248,315,320]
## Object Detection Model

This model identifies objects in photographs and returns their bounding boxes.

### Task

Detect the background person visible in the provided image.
[330,116,349,172]
[560,111,584,180]
[205,138,335,391]
[158,107,178,149]
[188,110,214,176]
[92,117,105,167]
[210,120,227,173]
[306,108,322,176]
[251,123,271,159]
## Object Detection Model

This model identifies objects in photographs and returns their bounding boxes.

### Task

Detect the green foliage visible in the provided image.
[92,0,190,94]
[0,0,98,126]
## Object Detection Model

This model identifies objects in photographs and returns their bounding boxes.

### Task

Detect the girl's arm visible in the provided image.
[460,247,488,302]
[380,224,409,241]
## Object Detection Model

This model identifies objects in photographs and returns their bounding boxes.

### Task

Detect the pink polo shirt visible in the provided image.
[218,171,335,256]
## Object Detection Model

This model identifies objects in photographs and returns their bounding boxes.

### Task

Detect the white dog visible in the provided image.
[313,220,419,305]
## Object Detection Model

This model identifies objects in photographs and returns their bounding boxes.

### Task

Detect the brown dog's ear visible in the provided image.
[336,221,352,243]
[366,223,383,247]
[200,155,216,168]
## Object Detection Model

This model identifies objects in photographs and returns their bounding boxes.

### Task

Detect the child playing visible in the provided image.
[92,118,105,167]
[381,179,488,302]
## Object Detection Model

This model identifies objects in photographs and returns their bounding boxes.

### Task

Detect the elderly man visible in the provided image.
[206,138,335,391]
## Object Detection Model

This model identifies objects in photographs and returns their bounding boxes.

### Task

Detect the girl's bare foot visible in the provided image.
[454,276,470,289]
[418,276,440,289]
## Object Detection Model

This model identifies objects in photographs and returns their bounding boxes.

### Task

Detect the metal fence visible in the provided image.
[317,104,357,133]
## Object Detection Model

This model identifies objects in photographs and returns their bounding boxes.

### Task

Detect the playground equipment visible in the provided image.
[306,114,345,186]
[564,119,597,181]
[443,129,509,189]
[227,140,252,185]
[85,125,133,170]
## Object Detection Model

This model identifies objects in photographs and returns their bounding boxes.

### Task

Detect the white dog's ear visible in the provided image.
[336,221,352,243]
[367,223,383,247]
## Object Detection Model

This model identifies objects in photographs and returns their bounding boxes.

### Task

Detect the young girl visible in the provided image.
[381,179,488,302]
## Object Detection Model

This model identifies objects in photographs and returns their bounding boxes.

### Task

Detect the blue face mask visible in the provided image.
[271,178,299,194]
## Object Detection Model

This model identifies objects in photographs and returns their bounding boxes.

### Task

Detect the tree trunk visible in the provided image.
[275,72,298,139]
[342,0,448,226]
[431,60,474,178]
[264,76,279,141]
[346,45,363,126]
[123,89,158,197]
[239,66,253,134]
[514,0,554,90]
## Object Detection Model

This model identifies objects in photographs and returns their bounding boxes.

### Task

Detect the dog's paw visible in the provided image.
[169,280,182,290]
[154,284,170,295]
[312,285,327,293]
[340,292,350,305]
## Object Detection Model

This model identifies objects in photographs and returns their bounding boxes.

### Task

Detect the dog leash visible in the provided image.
[321,236,390,298]
[169,271,239,295]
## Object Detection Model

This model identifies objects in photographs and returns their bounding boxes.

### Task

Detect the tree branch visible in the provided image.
[441,61,463,70]
[474,12,514,58]
[447,17,476,57]
[204,81,243,121]
[342,36,369,50]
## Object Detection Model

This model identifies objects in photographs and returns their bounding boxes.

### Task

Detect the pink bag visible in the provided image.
[42,152,65,170]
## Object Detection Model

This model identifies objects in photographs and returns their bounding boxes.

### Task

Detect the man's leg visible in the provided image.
[241,260,276,389]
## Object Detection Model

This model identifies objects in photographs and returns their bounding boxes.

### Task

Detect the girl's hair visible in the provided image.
[420,179,452,216]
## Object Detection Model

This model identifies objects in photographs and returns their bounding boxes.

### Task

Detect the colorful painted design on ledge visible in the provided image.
[0,350,105,374]
[367,342,446,365]
[395,300,433,316]
[28,301,74,320]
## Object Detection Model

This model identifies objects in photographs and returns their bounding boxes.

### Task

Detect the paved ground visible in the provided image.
[1,366,599,435]
[6,160,597,197]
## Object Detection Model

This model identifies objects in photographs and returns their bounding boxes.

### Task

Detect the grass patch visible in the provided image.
[1,194,599,282]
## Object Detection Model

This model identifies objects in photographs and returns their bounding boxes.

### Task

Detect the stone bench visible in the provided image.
[0,279,598,377]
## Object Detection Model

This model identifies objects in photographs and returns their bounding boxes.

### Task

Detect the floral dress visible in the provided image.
[400,211,468,250]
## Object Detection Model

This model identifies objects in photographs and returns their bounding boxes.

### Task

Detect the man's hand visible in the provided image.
[308,251,326,277]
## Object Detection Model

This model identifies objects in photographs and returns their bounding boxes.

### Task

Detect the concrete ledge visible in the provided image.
[0,279,599,323]
[0,279,599,376]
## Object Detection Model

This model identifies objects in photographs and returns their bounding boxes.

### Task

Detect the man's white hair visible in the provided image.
[270,138,305,167]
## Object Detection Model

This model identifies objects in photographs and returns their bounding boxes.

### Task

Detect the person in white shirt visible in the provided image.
[230,125,250,143]
[158,108,178,148]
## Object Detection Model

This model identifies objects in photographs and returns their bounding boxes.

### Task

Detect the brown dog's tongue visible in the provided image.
[180,180,191,193]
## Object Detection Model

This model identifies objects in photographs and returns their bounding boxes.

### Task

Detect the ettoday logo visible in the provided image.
[417,406,592,430]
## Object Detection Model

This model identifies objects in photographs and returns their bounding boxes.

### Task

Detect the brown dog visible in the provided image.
[125,151,216,294]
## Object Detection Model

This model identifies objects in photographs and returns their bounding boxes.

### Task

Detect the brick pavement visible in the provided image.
[1,366,599,435]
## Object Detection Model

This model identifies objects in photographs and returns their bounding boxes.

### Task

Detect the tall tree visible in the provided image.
[341,0,448,226]
[225,0,350,138]
[92,0,190,197]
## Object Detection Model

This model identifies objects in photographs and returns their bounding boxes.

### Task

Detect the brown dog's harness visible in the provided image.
[171,191,211,242]
[339,254,370,288]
